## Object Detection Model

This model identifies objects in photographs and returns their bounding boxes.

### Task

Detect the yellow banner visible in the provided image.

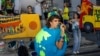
[0,14,41,39]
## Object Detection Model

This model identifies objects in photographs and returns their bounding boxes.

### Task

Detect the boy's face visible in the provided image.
[50,18,60,28]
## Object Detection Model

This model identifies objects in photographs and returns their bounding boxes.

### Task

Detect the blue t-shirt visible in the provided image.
[34,26,67,56]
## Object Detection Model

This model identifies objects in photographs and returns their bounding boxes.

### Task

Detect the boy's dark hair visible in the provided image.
[18,45,29,56]
[46,15,60,28]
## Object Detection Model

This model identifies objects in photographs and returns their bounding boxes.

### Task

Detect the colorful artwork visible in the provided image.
[79,0,92,28]
[0,14,41,39]
[81,0,92,15]
[94,8,100,21]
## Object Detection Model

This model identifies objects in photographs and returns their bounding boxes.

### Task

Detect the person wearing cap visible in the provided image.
[47,7,59,18]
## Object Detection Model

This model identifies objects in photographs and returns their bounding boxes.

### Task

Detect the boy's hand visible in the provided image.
[60,23,66,36]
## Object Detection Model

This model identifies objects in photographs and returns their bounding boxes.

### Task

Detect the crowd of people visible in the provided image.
[0,0,100,56]
[0,0,82,56]
[16,1,82,56]
[7,3,81,56]
[33,1,100,55]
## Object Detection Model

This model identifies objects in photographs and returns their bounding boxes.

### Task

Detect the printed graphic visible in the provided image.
[0,14,41,39]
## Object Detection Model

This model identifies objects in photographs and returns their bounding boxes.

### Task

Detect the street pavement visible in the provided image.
[66,43,100,56]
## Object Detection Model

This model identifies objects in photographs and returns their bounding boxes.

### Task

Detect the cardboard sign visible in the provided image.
[0,14,41,39]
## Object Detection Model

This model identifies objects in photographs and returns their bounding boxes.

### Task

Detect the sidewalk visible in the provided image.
[66,44,100,56]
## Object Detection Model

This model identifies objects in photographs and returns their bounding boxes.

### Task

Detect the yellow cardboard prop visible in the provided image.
[0,14,41,39]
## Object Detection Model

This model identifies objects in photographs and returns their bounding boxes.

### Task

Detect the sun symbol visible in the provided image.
[29,21,37,30]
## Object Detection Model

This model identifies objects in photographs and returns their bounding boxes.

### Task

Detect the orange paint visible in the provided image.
[29,21,37,30]
[0,21,21,28]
